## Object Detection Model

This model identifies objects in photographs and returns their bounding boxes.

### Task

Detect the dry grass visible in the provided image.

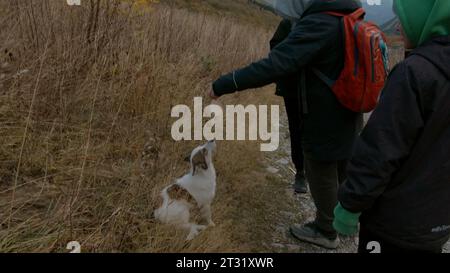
[0,0,279,253]
[386,35,405,68]
[163,0,279,30]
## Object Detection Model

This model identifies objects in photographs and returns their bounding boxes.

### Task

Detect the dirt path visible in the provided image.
[260,110,450,253]
[259,111,357,253]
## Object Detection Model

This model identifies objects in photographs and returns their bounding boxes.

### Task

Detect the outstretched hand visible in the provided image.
[208,89,219,100]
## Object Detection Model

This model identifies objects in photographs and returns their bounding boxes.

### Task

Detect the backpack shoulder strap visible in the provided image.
[325,8,365,19]
[309,8,367,89]
[311,68,335,88]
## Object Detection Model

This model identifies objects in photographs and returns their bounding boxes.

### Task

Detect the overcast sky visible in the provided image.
[253,0,396,25]
[362,0,395,25]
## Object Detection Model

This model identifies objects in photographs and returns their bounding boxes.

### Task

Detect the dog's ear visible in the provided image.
[191,148,208,175]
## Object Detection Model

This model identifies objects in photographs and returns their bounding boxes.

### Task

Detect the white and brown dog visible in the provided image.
[153,140,216,240]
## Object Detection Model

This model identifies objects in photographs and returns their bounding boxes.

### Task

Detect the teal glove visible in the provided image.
[333,203,361,236]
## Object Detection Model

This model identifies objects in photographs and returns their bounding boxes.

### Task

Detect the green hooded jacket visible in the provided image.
[394,0,450,47]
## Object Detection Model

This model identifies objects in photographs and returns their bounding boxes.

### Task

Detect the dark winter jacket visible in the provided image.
[269,19,297,97]
[339,36,450,252]
[213,0,363,161]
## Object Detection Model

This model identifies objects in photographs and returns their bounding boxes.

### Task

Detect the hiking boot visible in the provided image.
[293,172,308,194]
[290,222,339,250]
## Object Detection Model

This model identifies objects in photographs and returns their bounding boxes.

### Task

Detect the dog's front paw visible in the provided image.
[186,231,198,241]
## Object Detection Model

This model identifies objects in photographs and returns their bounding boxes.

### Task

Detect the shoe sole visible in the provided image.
[290,227,339,250]
[293,185,308,194]
[292,183,308,194]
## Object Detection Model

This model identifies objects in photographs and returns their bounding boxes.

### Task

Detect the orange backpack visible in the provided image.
[313,8,389,113]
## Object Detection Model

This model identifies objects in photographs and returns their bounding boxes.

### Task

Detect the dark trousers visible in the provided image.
[284,97,304,175]
[358,225,442,254]
[305,158,348,237]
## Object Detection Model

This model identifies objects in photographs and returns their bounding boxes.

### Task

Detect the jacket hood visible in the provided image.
[394,0,450,47]
[302,0,362,17]
[411,36,450,80]
[272,0,313,20]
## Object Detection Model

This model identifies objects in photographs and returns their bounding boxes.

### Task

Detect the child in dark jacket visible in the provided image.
[334,0,450,253]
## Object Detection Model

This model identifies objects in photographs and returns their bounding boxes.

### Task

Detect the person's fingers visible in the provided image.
[209,89,219,100]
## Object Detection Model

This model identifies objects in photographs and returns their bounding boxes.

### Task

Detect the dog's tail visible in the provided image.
[153,186,171,220]
[161,186,170,208]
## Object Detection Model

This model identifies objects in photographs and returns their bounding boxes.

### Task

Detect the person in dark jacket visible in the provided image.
[334,0,450,253]
[270,19,308,194]
[210,0,363,249]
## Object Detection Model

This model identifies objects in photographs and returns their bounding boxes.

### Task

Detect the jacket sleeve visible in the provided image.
[212,14,339,96]
[270,19,292,50]
[338,63,425,213]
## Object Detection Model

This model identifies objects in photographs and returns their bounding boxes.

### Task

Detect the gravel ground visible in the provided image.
[263,110,449,253]
[263,113,357,253]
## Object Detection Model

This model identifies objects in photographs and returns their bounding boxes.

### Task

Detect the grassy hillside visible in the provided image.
[0,0,279,252]
[162,0,279,29]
